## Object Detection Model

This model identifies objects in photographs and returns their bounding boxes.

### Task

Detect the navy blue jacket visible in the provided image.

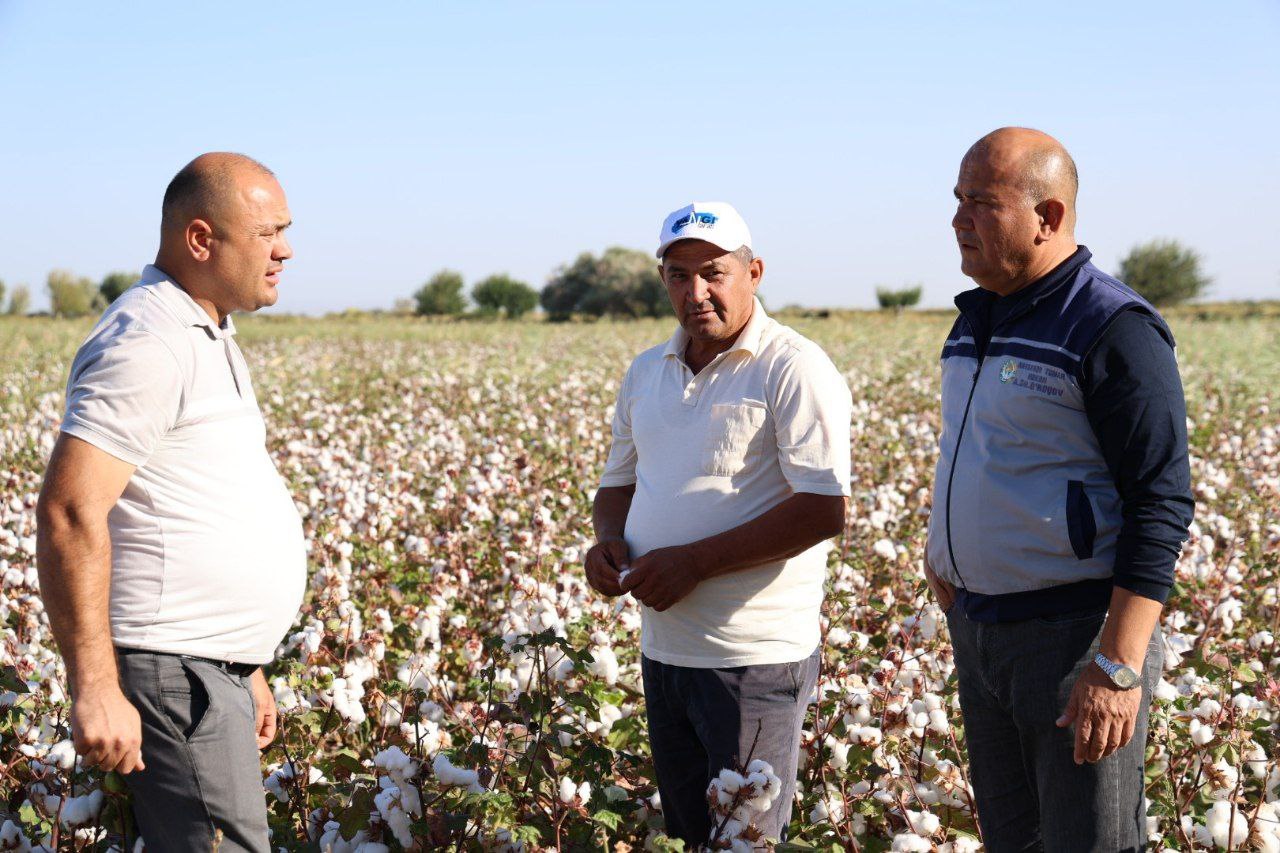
[926,247,1195,622]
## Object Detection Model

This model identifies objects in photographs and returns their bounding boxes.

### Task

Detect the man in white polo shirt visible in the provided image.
[36,153,305,852]
[585,202,851,845]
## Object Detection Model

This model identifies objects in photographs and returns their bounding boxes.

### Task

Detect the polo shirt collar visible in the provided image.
[141,265,237,338]
[662,296,769,363]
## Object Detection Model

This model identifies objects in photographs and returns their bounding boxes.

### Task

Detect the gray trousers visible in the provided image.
[946,606,1163,853]
[116,649,269,853]
[641,649,820,846]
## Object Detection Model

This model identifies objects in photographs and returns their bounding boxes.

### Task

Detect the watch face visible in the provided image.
[1113,666,1140,689]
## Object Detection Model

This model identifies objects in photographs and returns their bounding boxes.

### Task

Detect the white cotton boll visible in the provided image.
[432,753,481,792]
[828,738,850,770]
[558,776,578,804]
[0,820,32,853]
[373,787,413,848]
[1154,679,1178,702]
[1196,698,1223,720]
[947,838,982,853]
[717,768,746,793]
[577,781,591,803]
[891,832,933,852]
[907,809,940,835]
[586,647,619,685]
[827,626,852,646]
[928,709,950,734]
[1246,742,1269,777]
[1205,800,1249,849]
[52,790,104,827]
[1189,718,1215,746]
[44,740,77,771]
[873,538,897,560]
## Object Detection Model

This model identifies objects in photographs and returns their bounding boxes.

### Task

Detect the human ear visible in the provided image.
[1036,199,1067,240]
[186,219,214,262]
[749,257,765,291]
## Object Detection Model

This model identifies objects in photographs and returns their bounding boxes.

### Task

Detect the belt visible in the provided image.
[116,646,260,678]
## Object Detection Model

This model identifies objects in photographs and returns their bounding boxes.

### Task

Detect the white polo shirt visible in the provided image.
[60,266,306,664]
[600,299,852,667]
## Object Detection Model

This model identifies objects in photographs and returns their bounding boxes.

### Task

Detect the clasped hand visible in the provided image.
[584,539,703,611]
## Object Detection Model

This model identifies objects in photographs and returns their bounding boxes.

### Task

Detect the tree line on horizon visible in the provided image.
[0,240,1223,320]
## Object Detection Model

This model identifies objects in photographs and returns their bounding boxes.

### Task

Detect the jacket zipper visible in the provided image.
[943,356,982,589]
[941,296,1044,587]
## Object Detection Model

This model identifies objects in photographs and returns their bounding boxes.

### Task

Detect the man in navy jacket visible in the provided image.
[925,127,1194,851]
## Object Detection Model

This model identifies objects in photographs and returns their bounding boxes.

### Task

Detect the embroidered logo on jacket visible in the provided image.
[999,359,1018,383]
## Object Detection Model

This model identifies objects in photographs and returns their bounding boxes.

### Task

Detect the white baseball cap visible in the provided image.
[656,201,753,259]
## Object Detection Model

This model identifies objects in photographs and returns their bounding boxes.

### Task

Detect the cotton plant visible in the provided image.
[1,318,1278,848]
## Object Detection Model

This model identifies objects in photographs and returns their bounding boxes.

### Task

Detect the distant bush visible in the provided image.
[6,285,30,316]
[472,274,538,319]
[47,270,103,318]
[414,270,467,316]
[541,247,665,322]
[876,285,922,311]
[0,280,5,311]
[1119,239,1211,306]
[99,271,140,305]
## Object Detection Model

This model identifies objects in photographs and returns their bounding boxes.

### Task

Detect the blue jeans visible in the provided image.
[641,649,820,846]
[946,605,1163,852]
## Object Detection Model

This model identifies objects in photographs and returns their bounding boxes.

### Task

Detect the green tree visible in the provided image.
[472,274,539,319]
[0,279,6,310]
[413,270,467,316]
[99,271,140,305]
[875,285,922,312]
[47,269,103,318]
[540,247,665,321]
[7,284,31,316]
[1118,239,1211,306]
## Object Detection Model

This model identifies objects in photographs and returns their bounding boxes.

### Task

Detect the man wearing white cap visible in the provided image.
[585,202,852,844]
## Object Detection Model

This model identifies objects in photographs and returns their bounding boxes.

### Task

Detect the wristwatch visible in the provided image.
[1094,653,1141,689]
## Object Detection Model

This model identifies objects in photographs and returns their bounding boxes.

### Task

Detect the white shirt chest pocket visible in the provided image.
[703,401,769,477]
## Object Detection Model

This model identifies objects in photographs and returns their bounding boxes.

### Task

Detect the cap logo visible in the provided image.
[672,211,718,233]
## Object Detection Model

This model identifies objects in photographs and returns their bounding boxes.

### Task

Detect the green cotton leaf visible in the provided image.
[776,842,817,851]
[0,665,30,694]
[334,750,366,775]
[591,809,622,830]
[339,787,375,838]
[1235,662,1258,684]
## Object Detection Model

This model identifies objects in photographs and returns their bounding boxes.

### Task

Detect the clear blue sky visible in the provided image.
[2,1,1276,313]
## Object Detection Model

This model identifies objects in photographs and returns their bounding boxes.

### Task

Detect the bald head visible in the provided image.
[154,152,292,322]
[952,128,1080,294]
[966,127,1078,226]
[161,152,276,235]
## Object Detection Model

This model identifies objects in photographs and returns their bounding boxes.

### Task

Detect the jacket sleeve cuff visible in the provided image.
[1112,574,1173,605]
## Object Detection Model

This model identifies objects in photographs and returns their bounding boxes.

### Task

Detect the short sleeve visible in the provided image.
[598,361,638,488]
[61,329,184,466]
[769,344,852,496]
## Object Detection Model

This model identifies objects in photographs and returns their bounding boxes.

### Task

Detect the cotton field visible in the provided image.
[1,310,1277,852]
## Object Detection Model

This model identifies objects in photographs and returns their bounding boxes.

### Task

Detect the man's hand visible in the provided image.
[251,669,278,749]
[923,553,956,612]
[72,686,145,774]
[585,538,630,597]
[1056,662,1142,764]
[620,545,702,611]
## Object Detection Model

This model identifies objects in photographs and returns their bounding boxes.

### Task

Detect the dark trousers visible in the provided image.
[116,649,269,853]
[641,649,819,846]
[946,606,1163,852]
